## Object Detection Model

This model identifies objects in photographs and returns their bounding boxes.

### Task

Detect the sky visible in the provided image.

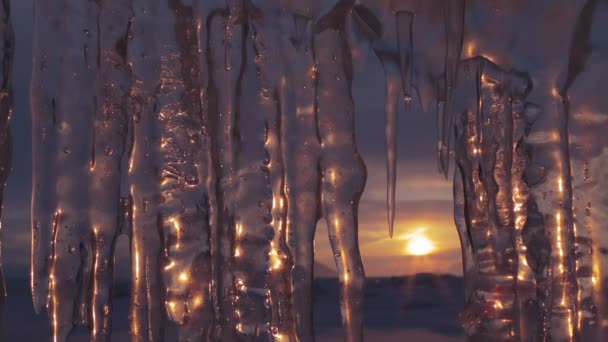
[0,0,464,279]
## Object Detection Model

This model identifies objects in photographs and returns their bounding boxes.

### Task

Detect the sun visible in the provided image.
[406,235,435,256]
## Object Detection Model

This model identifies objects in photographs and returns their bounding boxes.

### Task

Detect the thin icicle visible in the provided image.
[31,0,62,314]
[559,1,599,337]
[379,9,414,239]
[281,15,321,341]
[250,4,298,340]
[453,165,475,302]
[207,7,244,339]
[396,11,413,105]
[439,0,465,177]
[314,6,366,340]
[127,0,165,340]
[379,56,399,239]
[510,72,537,341]
[548,95,577,342]
[371,6,412,239]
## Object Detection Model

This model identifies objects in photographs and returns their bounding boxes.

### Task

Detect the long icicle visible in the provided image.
[282,14,321,342]
[31,0,62,315]
[157,1,215,340]
[207,5,244,339]
[314,5,366,340]
[250,3,296,339]
[380,55,400,240]
[439,0,465,177]
[128,0,165,340]
[380,10,413,239]
[49,1,99,339]
[89,1,133,340]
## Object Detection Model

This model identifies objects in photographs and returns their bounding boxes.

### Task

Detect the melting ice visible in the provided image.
[10,0,608,341]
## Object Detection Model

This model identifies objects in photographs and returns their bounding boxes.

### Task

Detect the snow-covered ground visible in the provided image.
[1,274,464,341]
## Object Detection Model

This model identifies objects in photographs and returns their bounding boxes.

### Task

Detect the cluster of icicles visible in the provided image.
[441,3,608,342]
[23,0,429,341]
[0,0,604,341]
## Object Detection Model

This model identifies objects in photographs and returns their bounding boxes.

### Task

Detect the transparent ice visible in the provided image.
[3,0,605,341]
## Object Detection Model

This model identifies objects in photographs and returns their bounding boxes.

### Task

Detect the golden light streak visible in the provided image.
[171,218,181,250]
[494,300,504,310]
[134,241,140,278]
[128,144,135,173]
[164,261,176,271]
[50,273,58,342]
[568,310,574,338]
[92,226,99,337]
[269,241,283,271]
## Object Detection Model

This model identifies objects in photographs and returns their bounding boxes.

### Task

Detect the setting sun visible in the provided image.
[406,235,435,256]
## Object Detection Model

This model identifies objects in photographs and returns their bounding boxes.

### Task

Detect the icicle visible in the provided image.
[439,0,465,177]
[207,6,244,339]
[255,24,297,342]
[31,0,62,315]
[568,110,606,340]
[396,11,413,105]
[547,94,577,342]
[127,1,165,340]
[281,17,321,341]
[455,57,530,340]
[88,1,133,340]
[156,1,215,340]
[379,56,399,239]
[29,1,101,339]
[191,1,223,338]
[0,0,12,326]
[314,7,366,341]
[31,0,132,335]
[375,10,413,239]
[510,72,537,341]
[559,1,600,338]
[455,57,502,338]
[454,165,475,303]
